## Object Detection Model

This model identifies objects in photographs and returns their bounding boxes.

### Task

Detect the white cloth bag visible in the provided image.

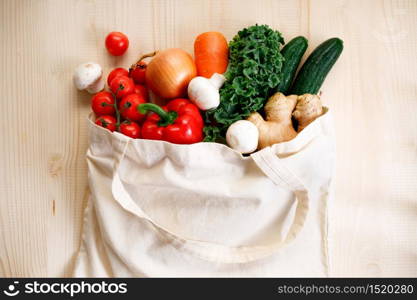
[74,109,335,277]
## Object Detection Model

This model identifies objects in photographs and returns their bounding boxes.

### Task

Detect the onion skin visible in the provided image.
[146,48,197,99]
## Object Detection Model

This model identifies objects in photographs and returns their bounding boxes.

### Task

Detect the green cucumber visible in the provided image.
[276,36,308,95]
[290,37,343,95]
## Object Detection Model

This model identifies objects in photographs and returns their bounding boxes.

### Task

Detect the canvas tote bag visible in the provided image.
[73,108,335,277]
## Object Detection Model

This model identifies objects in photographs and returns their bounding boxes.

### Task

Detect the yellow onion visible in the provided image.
[146,48,197,99]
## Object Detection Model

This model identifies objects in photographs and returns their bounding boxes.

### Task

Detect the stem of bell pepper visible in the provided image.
[138,103,178,127]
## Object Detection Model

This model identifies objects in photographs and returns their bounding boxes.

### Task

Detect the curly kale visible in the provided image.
[203,24,285,142]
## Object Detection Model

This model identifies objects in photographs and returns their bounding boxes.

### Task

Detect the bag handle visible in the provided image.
[111,139,309,264]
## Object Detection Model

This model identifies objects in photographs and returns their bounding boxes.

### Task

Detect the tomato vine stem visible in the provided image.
[111,86,123,131]
[130,51,158,69]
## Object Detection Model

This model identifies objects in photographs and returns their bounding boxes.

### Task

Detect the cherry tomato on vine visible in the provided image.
[129,61,147,84]
[107,68,128,86]
[91,91,115,116]
[95,115,117,132]
[110,75,135,98]
[105,32,129,56]
[134,84,149,101]
[119,93,147,122]
[120,121,141,138]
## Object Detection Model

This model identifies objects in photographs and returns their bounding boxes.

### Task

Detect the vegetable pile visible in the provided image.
[73,25,343,152]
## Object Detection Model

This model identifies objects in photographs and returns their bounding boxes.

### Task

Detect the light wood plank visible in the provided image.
[310,0,417,276]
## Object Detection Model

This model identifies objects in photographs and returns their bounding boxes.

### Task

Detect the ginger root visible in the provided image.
[247,92,324,150]
[247,92,297,150]
[292,94,323,132]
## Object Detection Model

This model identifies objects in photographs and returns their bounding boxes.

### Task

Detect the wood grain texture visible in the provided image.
[0,0,416,277]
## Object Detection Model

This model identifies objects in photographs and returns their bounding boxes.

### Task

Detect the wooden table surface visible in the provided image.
[1,0,416,277]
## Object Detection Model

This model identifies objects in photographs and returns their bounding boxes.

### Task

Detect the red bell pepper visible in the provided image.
[138,98,204,144]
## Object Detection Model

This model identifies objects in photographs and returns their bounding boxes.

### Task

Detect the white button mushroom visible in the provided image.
[187,73,226,110]
[226,120,259,154]
[73,62,104,94]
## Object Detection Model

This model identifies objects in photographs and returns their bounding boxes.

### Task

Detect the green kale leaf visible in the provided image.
[204,24,285,142]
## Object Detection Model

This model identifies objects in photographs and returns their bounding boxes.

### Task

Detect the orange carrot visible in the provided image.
[194,32,229,78]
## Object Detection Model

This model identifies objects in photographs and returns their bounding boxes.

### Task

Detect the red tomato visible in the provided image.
[107,68,128,86]
[134,84,149,101]
[120,121,141,138]
[129,61,147,84]
[105,32,129,56]
[119,93,147,122]
[91,91,115,116]
[110,75,135,98]
[95,115,117,132]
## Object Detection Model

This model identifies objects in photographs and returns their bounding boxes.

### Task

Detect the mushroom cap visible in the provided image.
[73,62,103,90]
[226,120,259,154]
[188,76,220,110]
[86,78,105,94]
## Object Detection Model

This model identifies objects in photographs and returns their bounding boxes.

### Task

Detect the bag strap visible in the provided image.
[110,139,309,264]
[251,146,306,191]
